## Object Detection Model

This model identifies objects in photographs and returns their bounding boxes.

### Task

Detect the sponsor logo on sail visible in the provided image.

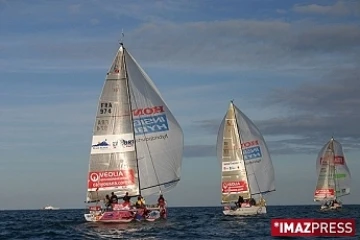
[336,188,348,194]
[90,172,100,182]
[222,161,241,172]
[320,156,345,165]
[132,106,169,136]
[88,170,135,189]
[314,188,335,197]
[91,134,135,154]
[92,139,110,148]
[222,180,248,193]
[112,139,135,148]
[335,173,346,179]
[271,218,355,237]
[241,140,262,161]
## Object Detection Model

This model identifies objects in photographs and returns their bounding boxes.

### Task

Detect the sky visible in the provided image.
[0,0,360,209]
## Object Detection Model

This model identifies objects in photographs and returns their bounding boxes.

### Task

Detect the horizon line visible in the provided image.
[2,204,360,211]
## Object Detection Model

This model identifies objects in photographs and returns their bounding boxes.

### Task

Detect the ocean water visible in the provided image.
[0,205,359,240]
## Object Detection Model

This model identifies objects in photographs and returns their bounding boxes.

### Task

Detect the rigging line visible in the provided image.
[123,46,142,195]
[232,102,262,199]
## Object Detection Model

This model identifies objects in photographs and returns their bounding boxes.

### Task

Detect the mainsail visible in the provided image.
[86,43,183,202]
[314,137,351,202]
[217,101,275,204]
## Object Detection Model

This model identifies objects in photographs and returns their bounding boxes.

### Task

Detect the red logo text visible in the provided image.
[132,106,164,117]
[88,170,135,189]
[222,180,248,193]
[241,140,259,149]
[320,156,345,165]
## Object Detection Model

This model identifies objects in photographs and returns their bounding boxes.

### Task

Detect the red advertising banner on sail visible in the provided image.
[222,180,248,193]
[88,170,135,189]
[320,156,344,165]
[314,189,335,198]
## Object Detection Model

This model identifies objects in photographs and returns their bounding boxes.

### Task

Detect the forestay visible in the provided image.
[217,102,275,204]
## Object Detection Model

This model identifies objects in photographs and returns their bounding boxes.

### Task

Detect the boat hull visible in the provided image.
[223,205,267,216]
[84,208,166,223]
[320,203,342,211]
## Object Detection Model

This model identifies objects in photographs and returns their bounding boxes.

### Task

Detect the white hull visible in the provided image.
[84,207,165,223]
[320,203,342,211]
[223,206,267,216]
[42,206,59,210]
[84,213,133,223]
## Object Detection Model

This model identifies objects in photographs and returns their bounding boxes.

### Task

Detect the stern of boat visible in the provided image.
[84,213,97,222]
[223,205,267,216]
[84,205,102,222]
[146,204,168,220]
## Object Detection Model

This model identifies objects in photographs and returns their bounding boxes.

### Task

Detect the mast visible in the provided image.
[231,100,252,198]
[121,40,142,197]
[326,137,336,201]
[330,137,340,200]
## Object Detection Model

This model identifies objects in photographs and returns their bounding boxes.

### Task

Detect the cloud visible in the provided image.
[90,18,99,25]
[257,67,360,141]
[293,1,360,16]
[191,67,360,155]
[276,9,287,14]
[0,91,96,150]
[68,4,81,14]
[96,0,198,22]
[2,14,359,73]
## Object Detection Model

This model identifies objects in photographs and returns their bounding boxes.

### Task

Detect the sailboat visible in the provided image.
[84,39,184,223]
[216,100,275,216]
[42,205,59,210]
[314,137,351,211]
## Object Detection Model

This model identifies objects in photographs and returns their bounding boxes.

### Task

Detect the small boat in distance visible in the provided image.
[42,205,59,210]
[314,137,351,211]
[84,38,184,223]
[217,100,276,216]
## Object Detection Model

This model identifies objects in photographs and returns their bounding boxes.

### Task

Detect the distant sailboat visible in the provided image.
[217,101,275,216]
[314,137,351,211]
[42,205,59,210]
[84,39,184,223]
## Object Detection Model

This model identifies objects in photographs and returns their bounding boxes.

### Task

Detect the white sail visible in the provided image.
[86,43,183,202]
[218,103,251,204]
[314,138,351,201]
[86,45,140,202]
[124,49,184,197]
[314,147,336,201]
[217,101,275,204]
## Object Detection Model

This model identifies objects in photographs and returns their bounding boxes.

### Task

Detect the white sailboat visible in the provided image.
[42,205,59,210]
[217,101,275,216]
[84,39,184,223]
[314,137,351,211]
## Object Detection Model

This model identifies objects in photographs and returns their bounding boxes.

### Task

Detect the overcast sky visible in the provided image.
[0,0,359,209]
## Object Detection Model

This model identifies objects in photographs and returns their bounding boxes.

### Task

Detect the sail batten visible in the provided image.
[217,102,275,204]
[86,43,183,202]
